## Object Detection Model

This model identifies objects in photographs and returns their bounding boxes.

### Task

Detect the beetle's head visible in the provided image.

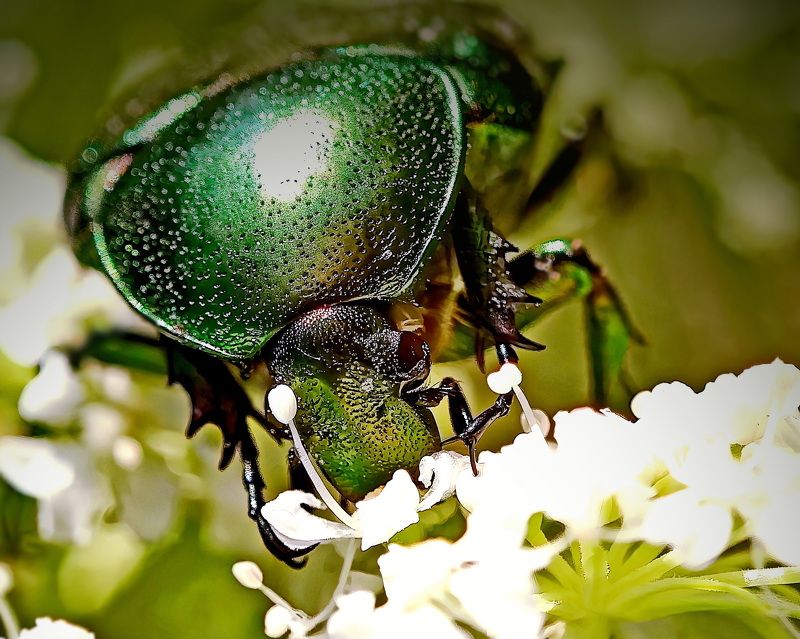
[264,304,440,500]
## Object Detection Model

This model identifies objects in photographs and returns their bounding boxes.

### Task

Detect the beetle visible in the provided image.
[63,4,639,566]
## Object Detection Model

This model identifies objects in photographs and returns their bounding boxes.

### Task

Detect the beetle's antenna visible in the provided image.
[267,385,357,528]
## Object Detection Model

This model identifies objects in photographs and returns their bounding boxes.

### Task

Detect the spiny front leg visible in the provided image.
[451,188,544,372]
[407,378,513,474]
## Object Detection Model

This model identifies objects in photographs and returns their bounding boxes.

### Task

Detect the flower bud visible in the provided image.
[231,561,263,589]
[267,384,297,424]
[264,605,294,638]
[487,362,523,394]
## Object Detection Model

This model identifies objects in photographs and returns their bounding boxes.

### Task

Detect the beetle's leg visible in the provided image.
[440,238,642,407]
[166,346,310,565]
[524,130,585,215]
[63,329,168,375]
[522,109,605,216]
[508,240,643,406]
[406,378,513,475]
[65,330,305,563]
[166,344,286,469]
[451,188,544,372]
[64,330,287,454]
[239,430,315,566]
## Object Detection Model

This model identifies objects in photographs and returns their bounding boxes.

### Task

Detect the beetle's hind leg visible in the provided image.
[507,240,644,407]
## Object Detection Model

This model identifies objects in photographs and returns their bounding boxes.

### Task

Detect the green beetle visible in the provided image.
[64,4,638,565]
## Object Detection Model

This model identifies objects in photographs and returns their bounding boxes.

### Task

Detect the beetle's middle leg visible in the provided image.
[166,345,311,566]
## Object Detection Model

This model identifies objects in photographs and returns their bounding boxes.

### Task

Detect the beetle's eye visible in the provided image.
[397,331,430,380]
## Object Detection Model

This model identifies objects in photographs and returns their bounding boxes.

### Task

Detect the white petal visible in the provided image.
[36,444,112,544]
[261,490,358,551]
[746,494,800,566]
[378,540,456,608]
[448,560,545,639]
[624,490,733,569]
[353,470,420,550]
[417,450,471,511]
[18,351,84,425]
[0,436,75,498]
[19,618,95,639]
[327,591,379,639]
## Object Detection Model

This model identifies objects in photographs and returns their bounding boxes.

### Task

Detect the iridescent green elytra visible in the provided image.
[65,15,638,563]
[66,32,543,503]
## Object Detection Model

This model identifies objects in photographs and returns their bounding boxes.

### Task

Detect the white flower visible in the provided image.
[625,360,800,567]
[624,489,733,569]
[377,539,456,608]
[79,403,126,451]
[255,360,800,638]
[448,558,547,639]
[35,444,112,545]
[18,617,94,639]
[632,358,800,452]
[261,470,421,551]
[327,590,469,639]
[369,534,558,639]
[457,408,656,541]
[0,436,75,498]
[417,450,472,511]
[0,139,63,284]
[18,351,84,425]
[0,248,142,368]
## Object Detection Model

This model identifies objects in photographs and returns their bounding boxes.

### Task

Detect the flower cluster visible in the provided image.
[235,359,800,638]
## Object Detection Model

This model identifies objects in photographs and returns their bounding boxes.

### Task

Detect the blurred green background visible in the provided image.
[0,0,798,637]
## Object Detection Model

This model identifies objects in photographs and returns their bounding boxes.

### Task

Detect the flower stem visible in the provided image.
[0,596,19,639]
[257,584,306,618]
[287,418,357,528]
[306,539,358,630]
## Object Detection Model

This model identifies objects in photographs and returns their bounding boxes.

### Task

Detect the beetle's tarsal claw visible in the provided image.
[475,332,487,373]
[218,441,238,470]
[186,417,204,439]
[467,440,479,476]
[511,332,546,352]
